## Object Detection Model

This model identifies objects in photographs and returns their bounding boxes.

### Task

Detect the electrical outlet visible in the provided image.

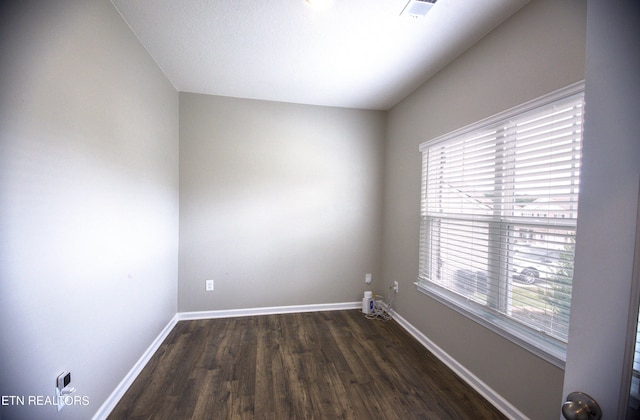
[56,371,72,412]
[393,281,398,293]
[365,273,372,284]
[56,387,65,411]
[205,280,214,291]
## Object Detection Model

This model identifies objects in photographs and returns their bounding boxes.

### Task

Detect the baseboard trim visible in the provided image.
[93,303,524,420]
[93,303,358,418]
[177,301,360,321]
[390,310,527,420]
[91,314,179,420]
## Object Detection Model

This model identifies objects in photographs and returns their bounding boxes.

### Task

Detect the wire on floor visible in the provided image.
[365,292,394,321]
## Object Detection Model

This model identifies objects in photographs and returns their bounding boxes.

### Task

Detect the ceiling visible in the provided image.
[111,0,529,110]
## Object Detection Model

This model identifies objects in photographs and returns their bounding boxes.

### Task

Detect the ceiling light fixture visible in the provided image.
[400,0,437,18]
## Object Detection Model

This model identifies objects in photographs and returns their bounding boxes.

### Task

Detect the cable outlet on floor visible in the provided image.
[205,280,214,291]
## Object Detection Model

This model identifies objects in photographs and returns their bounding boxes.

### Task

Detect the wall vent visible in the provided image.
[400,0,437,18]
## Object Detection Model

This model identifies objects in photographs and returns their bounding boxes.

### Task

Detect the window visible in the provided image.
[630,307,640,411]
[417,82,585,366]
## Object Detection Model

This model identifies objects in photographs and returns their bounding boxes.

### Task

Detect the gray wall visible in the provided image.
[0,0,608,418]
[0,1,179,419]
[381,0,586,418]
[178,93,386,312]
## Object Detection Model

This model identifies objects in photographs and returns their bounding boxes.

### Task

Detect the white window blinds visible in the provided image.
[417,83,585,364]
[631,307,640,407]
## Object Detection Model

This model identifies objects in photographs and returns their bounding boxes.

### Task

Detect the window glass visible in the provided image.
[417,83,585,365]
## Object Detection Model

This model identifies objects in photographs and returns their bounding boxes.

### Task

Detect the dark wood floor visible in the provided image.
[108,310,506,419]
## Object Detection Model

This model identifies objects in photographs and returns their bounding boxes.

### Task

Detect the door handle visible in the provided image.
[562,392,602,420]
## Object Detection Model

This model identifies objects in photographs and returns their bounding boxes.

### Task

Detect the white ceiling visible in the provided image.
[111,0,529,110]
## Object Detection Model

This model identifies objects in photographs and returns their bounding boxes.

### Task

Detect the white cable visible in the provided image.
[365,292,394,321]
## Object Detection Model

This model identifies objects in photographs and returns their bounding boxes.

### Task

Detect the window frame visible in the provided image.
[416,81,585,368]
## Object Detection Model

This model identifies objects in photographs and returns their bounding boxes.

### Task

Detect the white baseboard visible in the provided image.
[91,302,358,419]
[91,314,179,420]
[390,310,528,420]
[92,303,524,420]
[178,301,360,321]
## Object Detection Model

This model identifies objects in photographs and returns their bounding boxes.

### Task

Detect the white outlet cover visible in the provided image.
[56,387,64,411]
[365,273,372,284]
[205,280,214,291]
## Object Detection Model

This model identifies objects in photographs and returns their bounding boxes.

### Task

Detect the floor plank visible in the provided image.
[108,310,506,419]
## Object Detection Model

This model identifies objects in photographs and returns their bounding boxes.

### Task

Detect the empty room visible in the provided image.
[1,0,639,419]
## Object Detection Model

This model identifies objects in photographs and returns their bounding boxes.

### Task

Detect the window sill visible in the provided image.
[415,281,566,369]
